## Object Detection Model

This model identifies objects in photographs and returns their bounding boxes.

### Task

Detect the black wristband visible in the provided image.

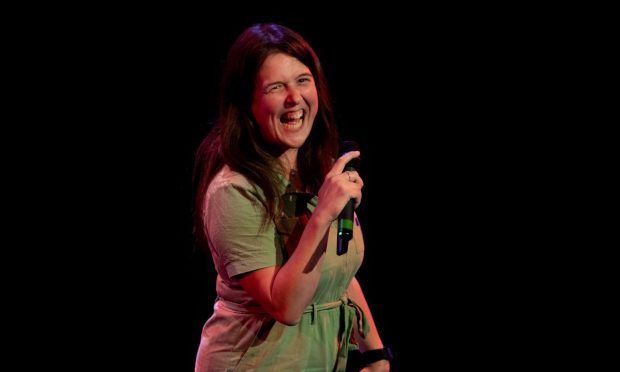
[360,347,393,366]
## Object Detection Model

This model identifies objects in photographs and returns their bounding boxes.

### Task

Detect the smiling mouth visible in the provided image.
[280,110,304,129]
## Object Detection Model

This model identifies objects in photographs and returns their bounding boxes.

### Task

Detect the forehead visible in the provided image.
[256,53,311,81]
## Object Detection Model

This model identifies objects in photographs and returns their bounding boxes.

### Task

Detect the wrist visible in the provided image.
[360,347,393,366]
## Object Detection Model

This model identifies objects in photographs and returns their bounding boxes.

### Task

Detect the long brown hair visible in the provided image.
[193,23,339,249]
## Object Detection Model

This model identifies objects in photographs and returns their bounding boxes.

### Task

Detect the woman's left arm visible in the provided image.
[348,277,390,371]
[348,276,384,351]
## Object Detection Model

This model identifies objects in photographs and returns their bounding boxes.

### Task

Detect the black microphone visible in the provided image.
[337,140,360,255]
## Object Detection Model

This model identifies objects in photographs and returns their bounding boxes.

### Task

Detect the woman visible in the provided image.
[193,23,390,371]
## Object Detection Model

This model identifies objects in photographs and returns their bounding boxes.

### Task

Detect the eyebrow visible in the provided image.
[262,73,313,89]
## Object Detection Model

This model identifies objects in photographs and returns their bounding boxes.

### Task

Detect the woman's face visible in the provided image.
[251,53,319,151]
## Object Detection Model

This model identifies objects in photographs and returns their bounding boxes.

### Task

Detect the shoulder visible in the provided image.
[210,165,253,189]
[206,165,263,204]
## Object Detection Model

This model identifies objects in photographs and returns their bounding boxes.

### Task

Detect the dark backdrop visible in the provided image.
[79,7,545,371]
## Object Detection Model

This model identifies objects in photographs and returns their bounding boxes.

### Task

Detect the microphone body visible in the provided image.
[337,141,360,255]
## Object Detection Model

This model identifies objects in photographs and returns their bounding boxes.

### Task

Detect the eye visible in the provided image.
[266,83,284,93]
[298,76,313,84]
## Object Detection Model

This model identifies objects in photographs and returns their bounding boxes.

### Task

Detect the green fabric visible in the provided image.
[195,166,366,371]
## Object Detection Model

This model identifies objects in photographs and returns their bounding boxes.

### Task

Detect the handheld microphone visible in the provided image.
[337,140,360,255]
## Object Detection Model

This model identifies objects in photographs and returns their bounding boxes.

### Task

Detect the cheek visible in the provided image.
[308,92,319,117]
[310,91,319,106]
[252,96,278,121]
[265,97,285,115]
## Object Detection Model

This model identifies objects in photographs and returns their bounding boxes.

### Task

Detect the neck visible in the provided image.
[287,168,304,192]
[278,148,298,176]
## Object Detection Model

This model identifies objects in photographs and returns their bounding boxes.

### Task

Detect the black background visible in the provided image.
[49,5,554,371]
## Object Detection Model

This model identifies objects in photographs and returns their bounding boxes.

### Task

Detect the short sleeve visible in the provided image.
[205,181,281,278]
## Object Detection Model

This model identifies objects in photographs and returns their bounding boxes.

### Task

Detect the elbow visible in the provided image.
[278,317,301,326]
[273,309,303,326]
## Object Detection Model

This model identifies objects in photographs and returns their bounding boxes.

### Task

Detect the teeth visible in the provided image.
[282,110,303,121]
[282,118,302,129]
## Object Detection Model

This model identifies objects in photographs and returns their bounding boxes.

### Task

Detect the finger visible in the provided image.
[328,151,361,176]
[344,170,363,186]
[345,176,363,208]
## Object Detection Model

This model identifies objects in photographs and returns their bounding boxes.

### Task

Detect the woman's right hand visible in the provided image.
[313,150,363,225]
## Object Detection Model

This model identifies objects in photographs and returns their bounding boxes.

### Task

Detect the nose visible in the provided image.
[285,86,302,107]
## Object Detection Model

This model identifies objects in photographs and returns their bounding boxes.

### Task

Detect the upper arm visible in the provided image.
[238,266,279,314]
[205,182,281,279]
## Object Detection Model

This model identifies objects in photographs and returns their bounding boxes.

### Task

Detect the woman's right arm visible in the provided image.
[239,151,362,325]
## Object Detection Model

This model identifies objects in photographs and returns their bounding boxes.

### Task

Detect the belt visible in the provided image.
[304,298,370,371]
[217,297,370,371]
